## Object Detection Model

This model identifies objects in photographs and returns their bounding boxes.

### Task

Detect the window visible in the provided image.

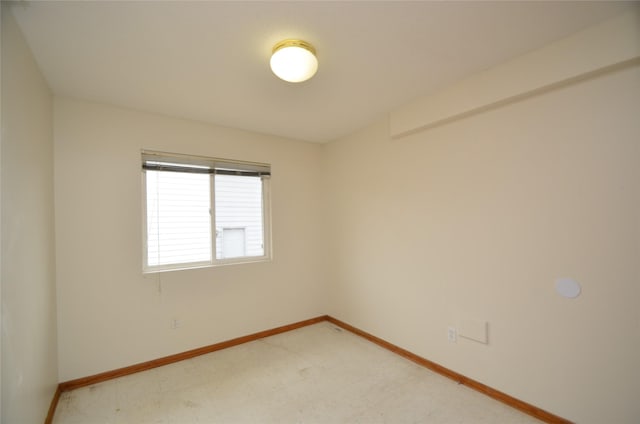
[142,150,271,272]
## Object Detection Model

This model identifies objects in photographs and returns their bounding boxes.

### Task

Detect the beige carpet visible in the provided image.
[53,322,541,423]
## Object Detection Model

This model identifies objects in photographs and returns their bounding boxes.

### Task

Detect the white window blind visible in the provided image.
[145,169,212,268]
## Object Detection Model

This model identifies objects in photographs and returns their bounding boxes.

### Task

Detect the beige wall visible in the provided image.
[323,58,640,423]
[54,97,327,381]
[1,8,58,424]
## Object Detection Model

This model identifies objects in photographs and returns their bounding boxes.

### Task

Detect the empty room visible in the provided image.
[1,1,639,423]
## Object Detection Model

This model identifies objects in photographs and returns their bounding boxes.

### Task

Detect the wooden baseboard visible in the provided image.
[326,316,572,424]
[58,315,328,392]
[49,314,571,424]
[44,385,61,424]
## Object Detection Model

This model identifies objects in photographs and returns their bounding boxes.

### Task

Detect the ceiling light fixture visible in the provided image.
[270,39,318,83]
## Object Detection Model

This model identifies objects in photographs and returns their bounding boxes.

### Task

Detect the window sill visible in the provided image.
[142,256,272,274]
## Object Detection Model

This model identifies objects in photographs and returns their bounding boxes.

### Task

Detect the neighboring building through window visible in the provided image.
[220,228,246,259]
[142,150,271,272]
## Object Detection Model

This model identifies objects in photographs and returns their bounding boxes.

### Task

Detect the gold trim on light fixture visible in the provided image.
[270,39,318,83]
[272,39,316,56]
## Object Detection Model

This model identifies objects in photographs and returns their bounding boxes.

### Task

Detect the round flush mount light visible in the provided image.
[270,39,318,83]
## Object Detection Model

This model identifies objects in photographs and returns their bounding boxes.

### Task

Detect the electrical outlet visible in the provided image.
[171,318,182,330]
[447,326,457,343]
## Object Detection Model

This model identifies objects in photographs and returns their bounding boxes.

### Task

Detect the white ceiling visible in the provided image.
[10,1,634,143]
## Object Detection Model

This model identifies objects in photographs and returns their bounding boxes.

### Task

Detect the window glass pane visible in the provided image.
[146,170,212,267]
[214,174,264,259]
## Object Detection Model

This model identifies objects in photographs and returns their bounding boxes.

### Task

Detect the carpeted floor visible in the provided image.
[53,322,541,423]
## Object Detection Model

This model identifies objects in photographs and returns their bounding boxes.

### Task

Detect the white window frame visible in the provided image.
[142,150,271,273]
